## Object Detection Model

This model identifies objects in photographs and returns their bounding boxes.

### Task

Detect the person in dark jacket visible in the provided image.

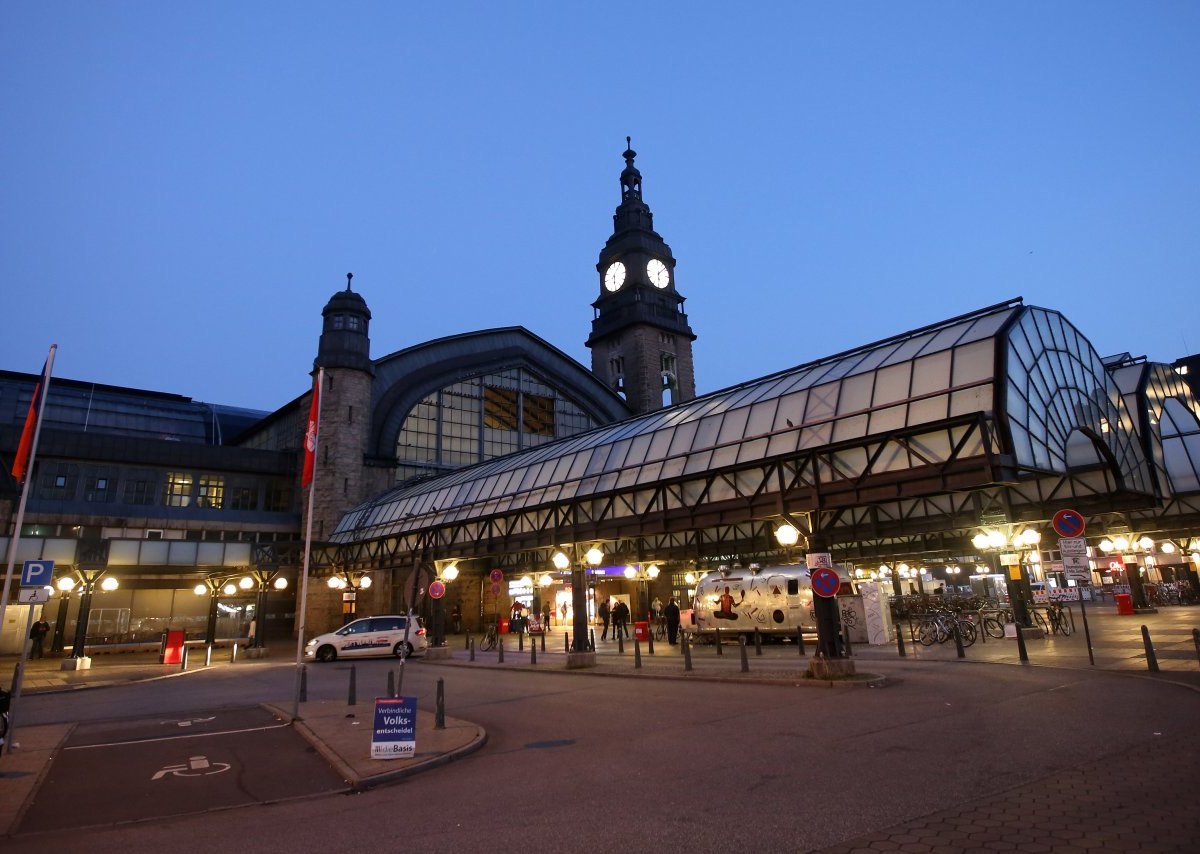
[612,599,631,639]
[598,598,611,640]
[664,597,682,645]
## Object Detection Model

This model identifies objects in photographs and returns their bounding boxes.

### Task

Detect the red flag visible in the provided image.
[301,373,321,488]
[11,360,48,483]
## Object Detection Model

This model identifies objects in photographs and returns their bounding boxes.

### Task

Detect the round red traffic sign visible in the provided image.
[428,579,446,599]
[811,567,841,598]
[489,569,504,583]
[1051,509,1086,538]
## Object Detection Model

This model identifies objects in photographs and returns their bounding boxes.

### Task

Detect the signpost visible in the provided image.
[1053,510,1094,665]
[811,567,841,598]
[371,696,417,759]
[20,559,54,587]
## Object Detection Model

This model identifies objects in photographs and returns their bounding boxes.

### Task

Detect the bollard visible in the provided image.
[843,625,854,658]
[618,632,625,654]
[590,629,596,652]
[896,624,907,657]
[465,632,471,651]
[469,638,476,662]
[952,621,964,659]
[498,638,505,663]
[1015,621,1030,663]
[565,633,570,654]
[230,642,239,663]
[797,626,806,657]
[531,640,537,665]
[518,632,524,652]
[540,632,546,653]
[715,627,723,655]
[754,629,762,656]
[683,633,693,671]
[180,645,189,671]
[205,644,213,667]
[348,664,357,706]
[739,636,749,673]
[1141,624,1159,673]
[647,629,655,656]
[1193,628,1200,671]
[435,678,446,730]
[634,638,642,669]
[387,669,395,698]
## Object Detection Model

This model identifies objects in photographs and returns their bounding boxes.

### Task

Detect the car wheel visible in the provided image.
[393,642,413,659]
[316,645,337,662]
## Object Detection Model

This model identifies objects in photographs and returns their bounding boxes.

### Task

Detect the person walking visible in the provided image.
[598,598,611,640]
[29,616,51,659]
[613,599,630,639]
[451,603,462,633]
[664,596,681,645]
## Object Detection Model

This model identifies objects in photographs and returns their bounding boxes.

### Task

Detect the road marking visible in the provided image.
[65,722,290,750]
[150,755,232,780]
[160,716,216,728]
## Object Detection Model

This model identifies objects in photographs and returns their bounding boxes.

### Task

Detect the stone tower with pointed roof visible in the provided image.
[586,140,696,414]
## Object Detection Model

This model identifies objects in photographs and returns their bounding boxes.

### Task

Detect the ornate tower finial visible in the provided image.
[346,272,354,291]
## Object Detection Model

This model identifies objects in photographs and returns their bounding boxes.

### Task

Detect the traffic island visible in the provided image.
[424,647,452,661]
[805,654,855,680]
[566,651,596,668]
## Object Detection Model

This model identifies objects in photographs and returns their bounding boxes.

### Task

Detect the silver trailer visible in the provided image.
[682,564,838,641]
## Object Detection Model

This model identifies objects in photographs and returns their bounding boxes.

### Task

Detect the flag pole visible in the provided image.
[1,344,57,644]
[292,368,323,720]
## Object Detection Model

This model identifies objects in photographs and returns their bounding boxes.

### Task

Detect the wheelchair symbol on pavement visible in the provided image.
[151,755,231,780]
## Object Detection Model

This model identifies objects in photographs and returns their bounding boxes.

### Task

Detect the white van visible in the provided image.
[305,614,427,662]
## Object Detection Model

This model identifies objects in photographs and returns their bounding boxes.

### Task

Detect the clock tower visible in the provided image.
[586,140,696,415]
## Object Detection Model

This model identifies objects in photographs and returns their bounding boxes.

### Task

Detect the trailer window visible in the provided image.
[787,579,799,595]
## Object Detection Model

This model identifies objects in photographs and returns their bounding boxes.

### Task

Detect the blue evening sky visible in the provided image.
[3,2,1197,411]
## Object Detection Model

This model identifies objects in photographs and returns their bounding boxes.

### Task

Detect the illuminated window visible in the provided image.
[163,472,192,507]
[197,475,225,509]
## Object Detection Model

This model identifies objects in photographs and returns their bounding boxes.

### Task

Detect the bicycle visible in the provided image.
[1046,603,1073,636]
[652,616,667,641]
[914,609,977,647]
[479,622,499,652]
[979,608,1008,639]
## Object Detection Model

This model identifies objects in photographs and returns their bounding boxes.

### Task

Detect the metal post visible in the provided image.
[1080,595,1095,666]
[540,631,545,652]
[531,639,537,665]
[647,627,654,655]
[634,638,642,669]
[1015,621,1030,663]
[617,632,624,654]
[683,633,693,671]
[589,628,596,652]
[469,638,476,662]
[952,621,964,658]
[230,642,239,663]
[51,591,70,655]
[518,630,524,652]
[564,632,569,654]
[896,624,906,657]
[180,645,189,671]
[571,563,589,656]
[205,644,213,667]
[70,584,95,658]
[715,626,722,655]
[1141,624,1159,672]
[435,678,445,730]
[739,636,749,672]
[498,638,505,663]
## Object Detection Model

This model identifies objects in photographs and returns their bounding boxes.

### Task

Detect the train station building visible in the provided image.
[3,146,1199,655]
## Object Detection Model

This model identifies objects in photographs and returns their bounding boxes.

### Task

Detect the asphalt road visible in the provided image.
[7,654,1199,853]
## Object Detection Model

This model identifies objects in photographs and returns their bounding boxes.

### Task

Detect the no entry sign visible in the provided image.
[811,567,841,598]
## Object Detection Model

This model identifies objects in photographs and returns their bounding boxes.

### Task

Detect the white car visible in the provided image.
[305,615,427,662]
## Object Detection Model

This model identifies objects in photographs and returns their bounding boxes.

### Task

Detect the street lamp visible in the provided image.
[327,570,372,624]
[429,561,458,647]
[50,576,76,655]
[555,545,602,655]
[624,563,661,622]
[68,569,117,659]
[972,527,1039,628]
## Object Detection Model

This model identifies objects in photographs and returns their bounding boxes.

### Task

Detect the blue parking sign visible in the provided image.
[21,560,55,587]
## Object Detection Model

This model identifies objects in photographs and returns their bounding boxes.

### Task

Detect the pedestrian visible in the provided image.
[664,596,681,645]
[613,599,630,638]
[598,598,611,640]
[542,602,552,629]
[29,616,51,659]
[652,596,663,619]
[451,603,462,633]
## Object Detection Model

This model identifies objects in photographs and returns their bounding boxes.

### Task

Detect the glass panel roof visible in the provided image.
[331,301,1135,542]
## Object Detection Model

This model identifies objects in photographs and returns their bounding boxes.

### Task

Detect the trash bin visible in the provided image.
[1115,593,1134,615]
[634,621,649,642]
[499,618,510,634]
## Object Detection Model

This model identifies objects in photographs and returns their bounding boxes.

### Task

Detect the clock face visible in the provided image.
[647,258,670,289]
[604,261,626,292]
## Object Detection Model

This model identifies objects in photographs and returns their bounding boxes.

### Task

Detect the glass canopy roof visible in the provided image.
[332,299,1149,544]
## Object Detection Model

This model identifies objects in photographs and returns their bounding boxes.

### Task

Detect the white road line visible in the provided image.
[64,722,291,750]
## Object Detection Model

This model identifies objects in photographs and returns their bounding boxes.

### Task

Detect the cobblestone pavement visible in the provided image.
[820,734,1198,853]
